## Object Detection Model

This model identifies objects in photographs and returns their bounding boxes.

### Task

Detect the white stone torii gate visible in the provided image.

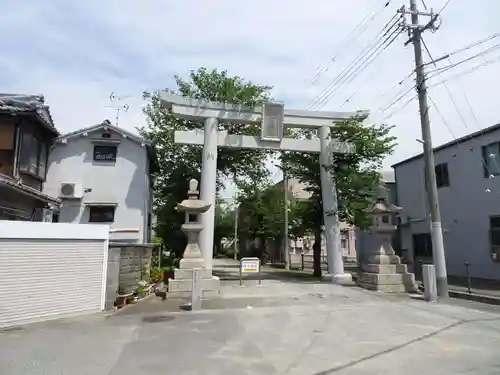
[160,92,369,284]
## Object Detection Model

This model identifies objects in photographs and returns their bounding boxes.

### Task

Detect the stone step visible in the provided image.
[174,268,212,280]
[367,255,401,265]
[361,263,408,274]
[358,281,418,293]
[168,276,221,294]
[358,272,415,285]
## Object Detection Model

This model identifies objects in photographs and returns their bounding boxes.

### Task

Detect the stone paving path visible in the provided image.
[1,259,500,374]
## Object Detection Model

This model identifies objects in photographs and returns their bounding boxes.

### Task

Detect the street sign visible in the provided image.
[239,257,262,286]
[240,257,260,273]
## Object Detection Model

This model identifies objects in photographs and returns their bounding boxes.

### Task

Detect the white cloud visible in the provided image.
[1,0,499,194]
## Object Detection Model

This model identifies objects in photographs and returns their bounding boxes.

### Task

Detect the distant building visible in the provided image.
[268,178,356,261]
[392,122,500,281]
[43,120,158,244]
[0,94,60,220]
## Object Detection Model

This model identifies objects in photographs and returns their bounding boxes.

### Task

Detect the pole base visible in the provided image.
[322,272,353,285]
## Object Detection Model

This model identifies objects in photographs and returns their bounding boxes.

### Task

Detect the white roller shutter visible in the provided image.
[0,238,107,328]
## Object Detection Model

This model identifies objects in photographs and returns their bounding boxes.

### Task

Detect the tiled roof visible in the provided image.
[0,93,59,135]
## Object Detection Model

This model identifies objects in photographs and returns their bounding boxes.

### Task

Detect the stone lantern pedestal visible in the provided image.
[168,179,220,298]
[358,187,418,293]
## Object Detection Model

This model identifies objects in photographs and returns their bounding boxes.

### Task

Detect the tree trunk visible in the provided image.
[214,235,222,258]
[313,227,322,277]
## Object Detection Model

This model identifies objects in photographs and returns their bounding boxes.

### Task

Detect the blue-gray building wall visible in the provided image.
[393,127,500,281]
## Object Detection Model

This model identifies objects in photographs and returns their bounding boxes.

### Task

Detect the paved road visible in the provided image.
[1,262,500,374]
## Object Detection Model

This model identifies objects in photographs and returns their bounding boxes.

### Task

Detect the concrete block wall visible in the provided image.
[118,244,154,293]
[104,244,155,307]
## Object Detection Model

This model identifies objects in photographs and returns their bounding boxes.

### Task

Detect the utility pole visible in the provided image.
[400,0,449,298]
[283,170,290,269]
[234,203,239,260]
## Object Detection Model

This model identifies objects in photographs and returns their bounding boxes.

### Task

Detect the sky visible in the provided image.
[1,0,499,198]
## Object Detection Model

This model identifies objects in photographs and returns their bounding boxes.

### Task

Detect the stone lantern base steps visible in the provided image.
[358,253,418,293]
[167,258,221,298]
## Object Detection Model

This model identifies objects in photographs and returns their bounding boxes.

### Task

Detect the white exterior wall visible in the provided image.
[0,221,109,328]
[394,127,500,280]
[43,129,151,243]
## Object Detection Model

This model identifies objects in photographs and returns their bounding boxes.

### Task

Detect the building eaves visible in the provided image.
[392,122,500,168]
[0,174,61,206]
[56,120,152,146]
[55,120,158,170]
[0,93,59,136]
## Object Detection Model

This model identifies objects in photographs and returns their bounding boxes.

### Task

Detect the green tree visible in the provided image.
[236,179,286,262]
[214,198,236,257]
[283,117,396,276]
[139,68,273,258]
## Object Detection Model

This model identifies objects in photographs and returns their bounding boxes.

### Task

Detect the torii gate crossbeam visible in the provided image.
[160,92,369,284]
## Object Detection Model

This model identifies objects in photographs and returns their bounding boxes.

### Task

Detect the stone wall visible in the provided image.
[104,243,155,309]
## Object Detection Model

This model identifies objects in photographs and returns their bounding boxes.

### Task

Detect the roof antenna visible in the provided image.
[105,92,130,127]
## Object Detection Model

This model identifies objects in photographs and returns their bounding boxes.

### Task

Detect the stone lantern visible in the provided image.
[168,179,221,297]
[358,186,418,293]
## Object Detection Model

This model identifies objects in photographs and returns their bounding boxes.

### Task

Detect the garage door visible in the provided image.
[0,222,109,329]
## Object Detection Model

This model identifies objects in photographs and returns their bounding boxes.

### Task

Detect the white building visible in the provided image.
[43,120,157,244]
[393,123,500,281]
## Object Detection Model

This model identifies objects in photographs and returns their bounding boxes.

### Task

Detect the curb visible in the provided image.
[417,284,500,306]
[448,290,500,306]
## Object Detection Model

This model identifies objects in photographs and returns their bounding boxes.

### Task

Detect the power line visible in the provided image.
[423,39,500,174]
[437,0,452,15]
[427,54,500,88]
[313,25,403,110]
[447,32,500,58]
[308,14,402,110]
[383,93,417,120]
[310,1,392,85]
[425,41,500,78]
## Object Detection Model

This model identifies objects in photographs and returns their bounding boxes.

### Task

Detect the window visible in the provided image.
[481,142,500,178]
[489,216,500,262]
[18,133,48,179]
[423,163,450,189]
[93,144,117,162]
[412,233,433,257]
[89,206,116,223]
[435,163,449,187]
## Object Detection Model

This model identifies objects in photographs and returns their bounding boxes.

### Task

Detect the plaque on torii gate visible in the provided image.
[160,92,369,284]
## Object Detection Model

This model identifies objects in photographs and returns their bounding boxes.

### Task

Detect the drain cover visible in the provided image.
[142,315,175,323]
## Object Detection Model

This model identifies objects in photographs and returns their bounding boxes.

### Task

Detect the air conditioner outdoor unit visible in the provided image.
[59,182,83,199]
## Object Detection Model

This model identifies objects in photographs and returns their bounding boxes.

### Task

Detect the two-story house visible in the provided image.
[43,120,157,244]
[393,122,500,281]
[0,94,61,220]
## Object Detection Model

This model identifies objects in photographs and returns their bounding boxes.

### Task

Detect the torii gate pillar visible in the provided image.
[199,117,219,269]
[160,92,369,284]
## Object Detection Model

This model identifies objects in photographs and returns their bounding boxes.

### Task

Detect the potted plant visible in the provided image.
[115,284,128,308]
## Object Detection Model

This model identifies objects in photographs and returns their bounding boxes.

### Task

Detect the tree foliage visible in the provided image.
[139,68,273,258]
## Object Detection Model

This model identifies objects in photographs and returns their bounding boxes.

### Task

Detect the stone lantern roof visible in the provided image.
[365,186,402,215]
